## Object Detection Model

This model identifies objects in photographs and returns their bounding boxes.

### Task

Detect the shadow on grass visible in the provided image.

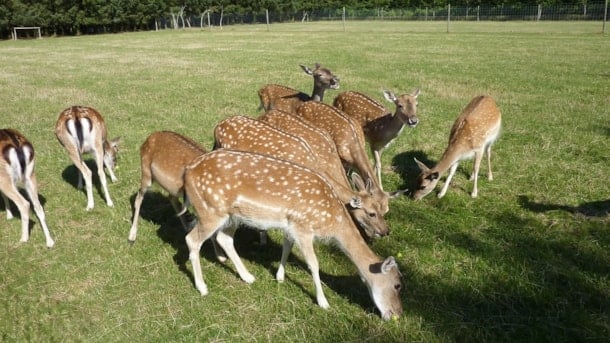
[131,191,376,314]
[61,161,108,201]
[519,195,610,218]
[402,205,609,341]
[390,149,431,194]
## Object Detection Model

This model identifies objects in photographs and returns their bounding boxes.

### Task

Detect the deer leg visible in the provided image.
[276,235,294,282]
[438,163,459,198]
[2,192,14,220]
[24,172,54,248]
[471,151,484,198]
[185,218,222,296]
[486,144,494,181]
[1,181,30,243]
[94,149,113,207]
[215,225,256,284]
[71,158,94,210]
[128,189,147,243]
[373,148,384,191]
[297,235,330,309]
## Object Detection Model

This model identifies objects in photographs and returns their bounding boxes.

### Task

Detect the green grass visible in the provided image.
[0,21,608,342]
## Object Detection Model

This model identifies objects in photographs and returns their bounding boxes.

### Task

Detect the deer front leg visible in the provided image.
[438,163,459,198]
[298,236,330,309]
[373,149,384,191]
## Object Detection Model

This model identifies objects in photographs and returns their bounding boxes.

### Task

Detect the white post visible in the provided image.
[447,4,451,33]
[266,9,270,31]
[603,0,608,33]
[342,7,346,31]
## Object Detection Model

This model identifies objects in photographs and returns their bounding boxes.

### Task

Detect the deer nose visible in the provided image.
[408,117,419,127]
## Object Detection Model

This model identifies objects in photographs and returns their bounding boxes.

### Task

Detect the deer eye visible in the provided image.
[368,212,376,218]
[394,284,402,291]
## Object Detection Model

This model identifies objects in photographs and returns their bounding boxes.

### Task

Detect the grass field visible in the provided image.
[0,21,608,342]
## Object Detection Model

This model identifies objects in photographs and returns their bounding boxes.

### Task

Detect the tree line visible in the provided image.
[1,0,596,39]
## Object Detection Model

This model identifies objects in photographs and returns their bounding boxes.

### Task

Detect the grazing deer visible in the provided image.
[213,115,389,238]
[413,95,501,199]
[258,63,340,113]
[55,106,121,210]
[128,131,207,243]
[0,129,55,248]
[296,101,404,212]
[183,150,403,320]
[334,89,421,186]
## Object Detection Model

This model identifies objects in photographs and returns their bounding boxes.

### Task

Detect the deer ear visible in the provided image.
[428,172,440,181]
[110,136,122,148]
[381,257,398,274]
[383,90,397,102]
[411,88,421,98]
[351,172,365,190]
[414,158,430,172]
[348,196,362,209]
[300,64,313,75]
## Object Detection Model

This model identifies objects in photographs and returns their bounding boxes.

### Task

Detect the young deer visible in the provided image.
[296,101,403,212]
[413,95,501,200]
[183,150,403,320]
[213,115,389,238]
[333,89,421,186]
[258,63,340,113]
[55,106,121,210]
[0,129,55,248]
[128,131,207,243]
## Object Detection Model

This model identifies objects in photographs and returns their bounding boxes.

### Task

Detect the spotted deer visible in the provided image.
[55,106,121,210]
[295,101,404,212]
[213,115,389,238]
[0,129,55,248]
[128,131,207,243]
[413,95,501,199]
[333,89,421,186]
[258,63,340,113]
[183,150,403,320]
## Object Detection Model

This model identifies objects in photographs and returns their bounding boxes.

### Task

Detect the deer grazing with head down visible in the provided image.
[258,63,340,113]
[55,106,121,210]
[213,115,389,238]
[333,89,421,186]
[295,101,404,212]
[183,149,403,320]
[413,95,501,200]
[0,129,55,248]
[128,131,207,243]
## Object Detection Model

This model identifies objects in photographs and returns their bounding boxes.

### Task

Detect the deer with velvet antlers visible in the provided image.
[333,89,421,187]
[413,95,501,200]
[0,129,55,248]
[258,63,340,113]
[55,106,121,210]
[182,149,403,320]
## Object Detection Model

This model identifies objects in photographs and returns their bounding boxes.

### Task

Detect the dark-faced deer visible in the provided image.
[258,63,340,113]
[413,95,501,199]
[0,129,54,248]
[55,106,121,210]
[128,131,207,243]
[333,89,421,186]
[183,150,403,320]
[213,115,389,238]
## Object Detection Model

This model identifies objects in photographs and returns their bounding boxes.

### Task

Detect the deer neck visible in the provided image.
[434,144,464,174]
[334,227,383,277]
[311,86,325,102]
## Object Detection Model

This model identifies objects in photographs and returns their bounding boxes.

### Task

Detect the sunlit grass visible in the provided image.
[0,21,608,342]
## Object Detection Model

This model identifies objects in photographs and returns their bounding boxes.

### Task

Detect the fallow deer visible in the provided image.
[183,149,403,320]
[0,129,55,248]
[413,95,501,199]
[295,101,403,213]
[258,63,340,113]
[55,106,121,210]
[333,89,421,186]
[213,115,389,238]
[128,131,207,243]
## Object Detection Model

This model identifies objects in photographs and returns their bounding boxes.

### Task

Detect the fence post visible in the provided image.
[447,4,451,33]
[266,9,269,31]
[537,4,542,21]
[342,7,346,31]
[603,0,608,33]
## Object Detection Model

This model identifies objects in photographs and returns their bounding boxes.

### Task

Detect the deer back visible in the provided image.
[140,131,207,196]
[0,128,34,183]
